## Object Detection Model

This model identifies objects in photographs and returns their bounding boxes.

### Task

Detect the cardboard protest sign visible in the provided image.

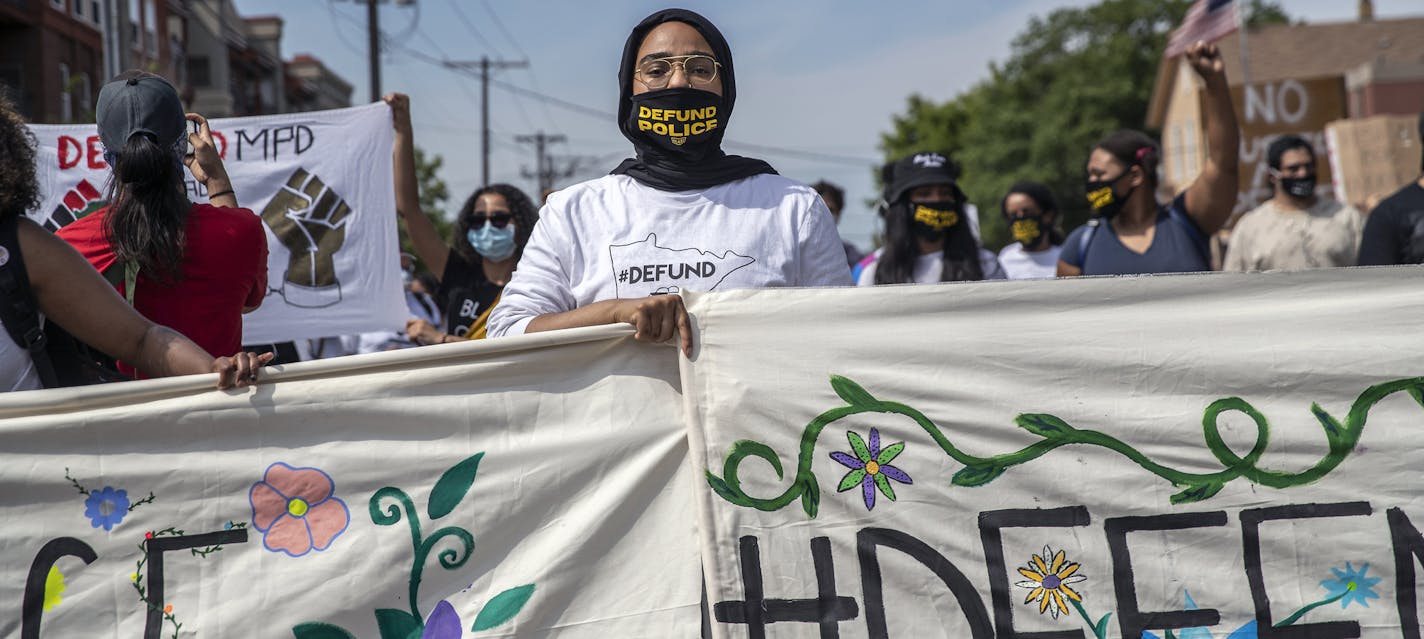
[0,326,700,638]
[27,103,403,344]
[684,268,1424,638]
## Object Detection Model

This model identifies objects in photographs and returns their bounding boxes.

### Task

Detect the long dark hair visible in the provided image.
[875,199,984,284]
[1000,181,1065,246]
[0,93,39,222]
[103,131,189,283]
[452,183,539,263]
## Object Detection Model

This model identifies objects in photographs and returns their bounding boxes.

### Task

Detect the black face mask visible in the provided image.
[1279,174,1317,199]
[909,201,960,241]
[1008,214,1045,247]
[1085,170,1136,219]
[626,88,723,162]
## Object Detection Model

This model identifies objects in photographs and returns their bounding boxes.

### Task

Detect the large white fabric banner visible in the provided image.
[27,103,403,344]
[683,268,1424,639]
[7,267,1424,638]
[0,327,700,638]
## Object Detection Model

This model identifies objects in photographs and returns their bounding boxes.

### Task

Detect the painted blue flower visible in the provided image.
[83,486,130,531]
[1320,562,1381,609]
[1142,592,1258,639]
[830,428,912,511]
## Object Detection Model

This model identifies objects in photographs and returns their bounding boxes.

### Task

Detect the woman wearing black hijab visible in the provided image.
[489,8,852,353]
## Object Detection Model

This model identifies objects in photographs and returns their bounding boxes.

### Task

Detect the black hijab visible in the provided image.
[610,8,776,191]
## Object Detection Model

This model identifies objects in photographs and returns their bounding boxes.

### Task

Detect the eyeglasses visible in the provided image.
[635,55,721,90]
[467,212,513,229]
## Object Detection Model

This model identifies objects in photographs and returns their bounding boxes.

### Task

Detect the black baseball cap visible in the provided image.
[884,151,964,204]
[95,72,186,154]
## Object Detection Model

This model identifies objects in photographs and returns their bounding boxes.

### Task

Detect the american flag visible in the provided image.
[1165,0,1239,58]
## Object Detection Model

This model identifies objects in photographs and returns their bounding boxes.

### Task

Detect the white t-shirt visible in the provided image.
[855,248,1006,286]
[997,242,1063,280]
[489,174,854,337]
[0,318,42,392]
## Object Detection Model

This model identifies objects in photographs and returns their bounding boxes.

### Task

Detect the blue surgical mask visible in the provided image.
[467,225,516,262]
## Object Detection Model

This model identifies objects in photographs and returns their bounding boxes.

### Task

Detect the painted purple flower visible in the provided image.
[422,600,461,639]
[830,428,912,510]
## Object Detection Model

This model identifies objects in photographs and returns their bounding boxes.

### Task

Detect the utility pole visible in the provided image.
[515,131,567,196]
[443,57,528,186]
[367,0,381,103]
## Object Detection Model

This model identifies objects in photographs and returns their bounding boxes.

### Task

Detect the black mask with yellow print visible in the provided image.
[626,88,722,160]
[1008,214,1045,247]
[909,201,961,242]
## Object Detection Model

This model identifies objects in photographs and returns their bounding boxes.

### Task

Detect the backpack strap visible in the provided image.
[0,216,60,388]
[1068,218,1101,269]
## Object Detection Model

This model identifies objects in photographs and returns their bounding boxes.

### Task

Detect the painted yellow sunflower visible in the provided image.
[1014,545,1086,619]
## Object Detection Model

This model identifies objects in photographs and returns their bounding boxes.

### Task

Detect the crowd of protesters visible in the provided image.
[2,7,1423,393]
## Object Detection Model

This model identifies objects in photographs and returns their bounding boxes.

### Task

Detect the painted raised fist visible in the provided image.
[261,168,351,308]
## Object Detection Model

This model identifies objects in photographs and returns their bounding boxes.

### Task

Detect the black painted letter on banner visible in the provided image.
[858,527,993,639]
[1388,507,1423,639]
[712,535,859,638]
[21,537,98,639]
[1241,502,1372,639]
[979,506,1091,639]
[142,529,248,639]
[1106,510,1227,638]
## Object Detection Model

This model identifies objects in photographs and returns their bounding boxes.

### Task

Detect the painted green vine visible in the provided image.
[706,375,1424,518]
[292,453,537,638]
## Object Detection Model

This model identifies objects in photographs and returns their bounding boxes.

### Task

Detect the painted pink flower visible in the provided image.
[249,462,350,557]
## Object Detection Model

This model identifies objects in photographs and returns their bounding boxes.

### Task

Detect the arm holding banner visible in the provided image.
[1182,41,1239,236]
[18,219,271,388]
[386,93,449,279]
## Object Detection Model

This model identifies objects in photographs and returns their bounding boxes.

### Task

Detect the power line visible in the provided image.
[386,40,876,167]
[443,0,498,55]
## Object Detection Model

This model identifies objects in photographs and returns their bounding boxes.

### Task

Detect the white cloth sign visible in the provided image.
[0,326,699,638]
[27,103,403,344]
[683,267,1424,639]
[7,266,1424,638]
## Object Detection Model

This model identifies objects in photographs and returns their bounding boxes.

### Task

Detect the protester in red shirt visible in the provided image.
[56,71,268,377]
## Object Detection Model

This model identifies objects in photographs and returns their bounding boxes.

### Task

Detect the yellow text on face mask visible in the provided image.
[1087,186,1115,210]
[637,106,719,145]
[913,205,959,231]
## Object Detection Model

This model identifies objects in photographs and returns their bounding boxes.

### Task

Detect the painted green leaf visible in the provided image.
[428,452,485,520]
[1170,481,1225,504]
[830,375,876,406]
[1409,384,1424,408]
[1016,413,1074,439]
[876,442,905,465]
[837,469,867,491]
[1093,613,1113,638]
[873,473,896,501]
[374,609,421,639]
[1311,403,1344,438]
[706,473,737,501]
[472,584,536,631]
[952,465,1005,487]
[846,430,871,462]
[800,478,821,518]
[291,622,358,639]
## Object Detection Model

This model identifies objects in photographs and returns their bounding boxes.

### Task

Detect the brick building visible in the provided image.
[1146,6,1424,214]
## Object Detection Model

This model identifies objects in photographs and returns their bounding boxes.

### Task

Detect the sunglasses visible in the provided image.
[467,212,513,229]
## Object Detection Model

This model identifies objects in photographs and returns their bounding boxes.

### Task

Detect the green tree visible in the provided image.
[880,0,1285,251]
[400,146,453,274]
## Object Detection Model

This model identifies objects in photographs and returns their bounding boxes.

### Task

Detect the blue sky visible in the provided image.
[234,0,1423,249]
